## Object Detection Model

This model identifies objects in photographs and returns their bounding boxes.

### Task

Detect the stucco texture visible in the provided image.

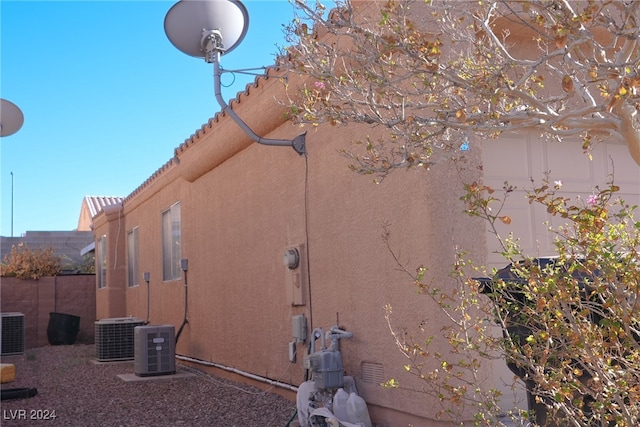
[93,65,487,425]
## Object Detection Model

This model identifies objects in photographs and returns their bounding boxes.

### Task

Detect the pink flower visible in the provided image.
[587,194,597,207]
[314,81,325,90]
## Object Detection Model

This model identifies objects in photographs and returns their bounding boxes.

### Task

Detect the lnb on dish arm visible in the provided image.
[201,29,225,62]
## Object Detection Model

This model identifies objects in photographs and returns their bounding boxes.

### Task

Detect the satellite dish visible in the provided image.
[164,0,249,60]
[0,99,24,137]
[163,0,306,155]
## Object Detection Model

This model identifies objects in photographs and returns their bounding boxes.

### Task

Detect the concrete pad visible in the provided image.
[92,359,133,365]
[117,370,196,382]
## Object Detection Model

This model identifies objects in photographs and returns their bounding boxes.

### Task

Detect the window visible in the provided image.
[162,202,181,281]
[127,227,139,287]
[97,235,107,289]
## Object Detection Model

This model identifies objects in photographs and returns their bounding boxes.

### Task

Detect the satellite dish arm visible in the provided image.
[211,52,306,155]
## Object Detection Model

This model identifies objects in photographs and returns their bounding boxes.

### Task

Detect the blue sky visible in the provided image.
[1,0,299,237]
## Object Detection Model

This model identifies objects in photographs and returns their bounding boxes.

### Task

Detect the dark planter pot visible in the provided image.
[47,312,80,345]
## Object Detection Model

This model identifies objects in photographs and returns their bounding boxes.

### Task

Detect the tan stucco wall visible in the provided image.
[94,203,132,320]
[92,63,486,424]
[304,130,487,424]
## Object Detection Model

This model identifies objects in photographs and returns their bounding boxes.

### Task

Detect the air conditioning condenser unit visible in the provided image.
[1,312,25,356]
[134,325,175,377]
[95,317,144,362]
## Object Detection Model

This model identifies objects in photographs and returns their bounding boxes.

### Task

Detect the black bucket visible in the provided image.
[47,312,80,345]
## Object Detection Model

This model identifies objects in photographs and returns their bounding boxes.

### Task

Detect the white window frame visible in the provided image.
[127,227,139,287]
[162,202,181,281]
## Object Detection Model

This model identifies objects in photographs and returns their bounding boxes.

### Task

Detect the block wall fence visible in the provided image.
[1,275,96,349]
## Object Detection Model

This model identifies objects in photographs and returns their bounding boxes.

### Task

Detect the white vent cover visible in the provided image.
[95,317,144,362]
[134,325,176,377]
[1,312,25,356]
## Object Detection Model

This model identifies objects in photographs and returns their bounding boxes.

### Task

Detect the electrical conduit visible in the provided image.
[174,354,298,393]
[175,260,189,345]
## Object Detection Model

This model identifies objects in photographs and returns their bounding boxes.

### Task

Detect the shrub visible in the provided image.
[385,178,640,426]
[1,243,61,280]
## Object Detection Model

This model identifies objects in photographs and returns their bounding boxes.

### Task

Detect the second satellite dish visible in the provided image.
[164,0,249,59]
[0,99,24,137]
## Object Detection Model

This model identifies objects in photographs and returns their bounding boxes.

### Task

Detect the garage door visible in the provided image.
[482,132,640,270]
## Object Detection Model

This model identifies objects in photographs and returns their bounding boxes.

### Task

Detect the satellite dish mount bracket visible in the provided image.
[204,33,306,156]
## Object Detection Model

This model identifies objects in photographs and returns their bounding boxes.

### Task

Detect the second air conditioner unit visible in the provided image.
[1,312,25,356]
[95,317,144,362]
[134,325,176,377]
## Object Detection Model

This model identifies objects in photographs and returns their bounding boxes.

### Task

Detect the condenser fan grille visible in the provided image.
[1,312,25,356]
[95,318,144,362]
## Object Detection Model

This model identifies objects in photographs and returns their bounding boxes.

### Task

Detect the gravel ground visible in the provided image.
[1,345,297,427]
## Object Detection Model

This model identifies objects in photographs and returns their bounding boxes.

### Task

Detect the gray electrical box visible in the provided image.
[292,314,307,342]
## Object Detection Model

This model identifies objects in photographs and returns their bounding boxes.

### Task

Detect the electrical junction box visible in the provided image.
[292,314,307,342]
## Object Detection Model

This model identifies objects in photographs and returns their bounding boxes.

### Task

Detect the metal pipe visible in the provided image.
[211,52,306,155]
[329,325,353,339]
[10,171,14,237]
[327,325,353,351]
[143,272,150,325]
[175,353,299,393]
[146,280,150,324]
[310,327,325,353]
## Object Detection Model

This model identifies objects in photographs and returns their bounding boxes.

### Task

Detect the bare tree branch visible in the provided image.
[280,0,640,175]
